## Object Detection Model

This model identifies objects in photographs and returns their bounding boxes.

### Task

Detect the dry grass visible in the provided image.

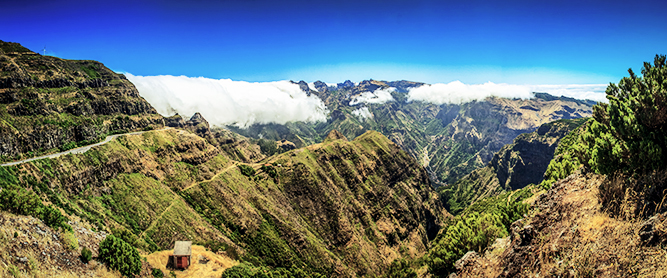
[144,245,238,278]
[0,211,122,278]
[457,173,667,277]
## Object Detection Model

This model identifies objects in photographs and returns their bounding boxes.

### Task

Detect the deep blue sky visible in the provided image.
[2,0,666,84]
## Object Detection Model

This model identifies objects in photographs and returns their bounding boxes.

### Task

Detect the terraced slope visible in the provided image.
[2,127,446,277]
[0,40,163,162]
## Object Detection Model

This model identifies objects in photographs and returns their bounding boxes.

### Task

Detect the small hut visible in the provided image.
[169,241,192,270]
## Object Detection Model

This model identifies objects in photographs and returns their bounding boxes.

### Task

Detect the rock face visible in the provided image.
[313,80,329,93]
[0,40,163,162]
[440,118,586,214]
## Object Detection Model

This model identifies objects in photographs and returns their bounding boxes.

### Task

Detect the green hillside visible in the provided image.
[0,40,163,163]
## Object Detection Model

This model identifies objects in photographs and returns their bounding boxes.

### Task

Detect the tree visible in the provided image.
[98,235,142,277]
[587,55,667,175]
[541,55,667,188]
[81,247,92,263]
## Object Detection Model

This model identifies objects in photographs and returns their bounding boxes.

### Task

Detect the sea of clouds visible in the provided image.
[126,74,608,128]
[406,81,608,105]
[126,74,328,128]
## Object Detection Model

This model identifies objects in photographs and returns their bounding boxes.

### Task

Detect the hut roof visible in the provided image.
[173,241,192,256]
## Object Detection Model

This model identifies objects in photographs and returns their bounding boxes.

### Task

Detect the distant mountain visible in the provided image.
[228,79,595,186]
[0,40,162,162]
[440,118,587,215]
[0,41,447,277]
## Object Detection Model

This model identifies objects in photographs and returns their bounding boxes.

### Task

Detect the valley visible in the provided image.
[1,39,666,278]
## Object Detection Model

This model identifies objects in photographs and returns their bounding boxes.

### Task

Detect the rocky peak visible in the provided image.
[324,129,348,142]
[337,80,355,89]
[313,80,328,93]
[186,112,210,135]
[188,112,206,125]
[356,80,383,92]
[165,113,186,128]
[291,80,311,95]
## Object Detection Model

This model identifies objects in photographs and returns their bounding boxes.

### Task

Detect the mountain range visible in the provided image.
[2,40,663,278]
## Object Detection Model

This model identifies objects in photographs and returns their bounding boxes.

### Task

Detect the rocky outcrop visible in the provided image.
[313,80,329,93]
[0,40,163,161]
[324,129,348,142]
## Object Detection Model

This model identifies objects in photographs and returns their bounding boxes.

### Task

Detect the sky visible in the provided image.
[3,0,666,85]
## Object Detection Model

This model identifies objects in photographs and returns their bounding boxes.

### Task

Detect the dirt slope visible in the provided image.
[454,173,667,277]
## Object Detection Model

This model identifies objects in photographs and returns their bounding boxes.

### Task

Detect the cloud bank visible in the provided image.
[349,87,396,105]
[407,81,607,105]
[126,74,328,128]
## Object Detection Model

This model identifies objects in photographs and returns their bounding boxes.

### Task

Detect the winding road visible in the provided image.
[1,127,172,167]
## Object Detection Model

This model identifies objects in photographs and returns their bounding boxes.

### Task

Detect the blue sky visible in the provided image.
[2,0,666,84]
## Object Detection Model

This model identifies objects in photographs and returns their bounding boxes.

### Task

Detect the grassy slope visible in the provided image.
[3,128,446,277]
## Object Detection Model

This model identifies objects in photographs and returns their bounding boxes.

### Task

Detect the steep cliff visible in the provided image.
[0,41,163,162]
[441,118,586,214]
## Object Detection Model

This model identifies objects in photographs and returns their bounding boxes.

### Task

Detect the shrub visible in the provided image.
[542,54,667,187]
[427,189,530,276]
[62,231,79,251]
[98,235,142,277]
[151,268,164,278]
[260,165,277,179]
[81,247,92,263]
[238,164,255,177]
[384,258,417,278]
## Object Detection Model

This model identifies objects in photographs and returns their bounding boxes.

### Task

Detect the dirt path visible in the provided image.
[181,162,237,192]
[140,198,177,239]
[1,127,172,167]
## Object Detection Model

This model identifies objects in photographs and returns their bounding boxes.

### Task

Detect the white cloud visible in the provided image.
[407,81,533,104]
[527,84,608,103]
[351,107,373,121]
[407,81,608,105]
[307,82,319,92]
[125,74,328,128]
[349,87,396,105]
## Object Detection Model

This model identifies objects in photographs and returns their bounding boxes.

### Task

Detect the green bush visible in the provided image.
[238,164,256,177]
[427,189,530,276]
[81,247,92,263]
[98,235,142,277]
[384,258,417,278]
[541,55,667,188]
[260,165,277,179]
[63,231,79,250]
[0,183,72,231]
[221,263,325,278]
[151,268,164,278]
